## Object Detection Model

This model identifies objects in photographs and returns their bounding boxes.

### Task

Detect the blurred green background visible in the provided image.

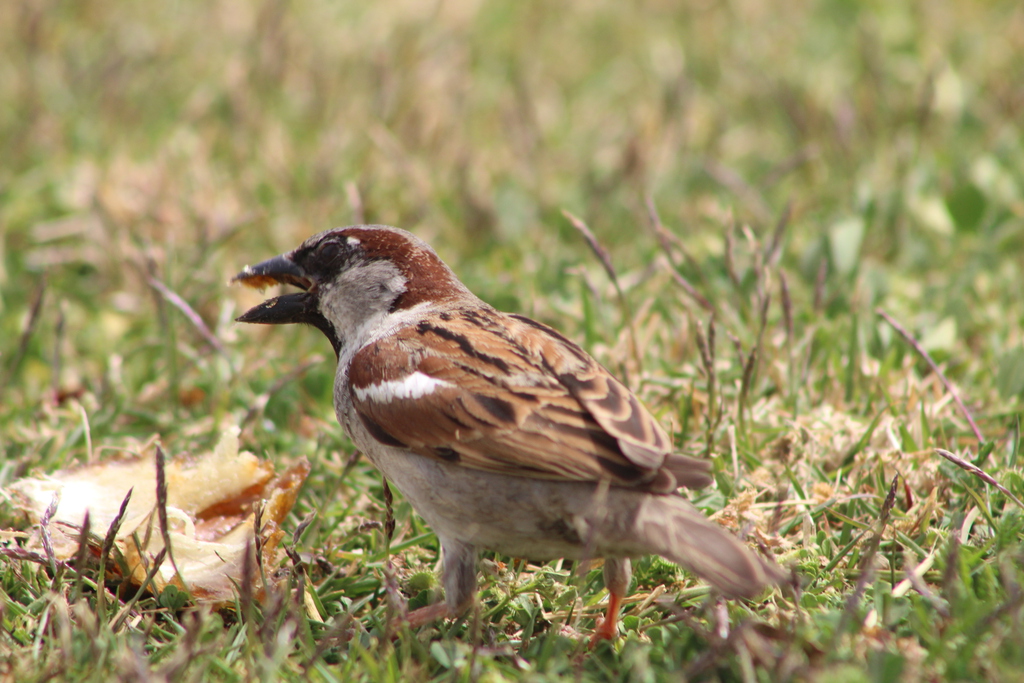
[2,1,1024,680]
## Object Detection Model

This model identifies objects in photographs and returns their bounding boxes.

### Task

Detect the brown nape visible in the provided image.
[341,227,464,311]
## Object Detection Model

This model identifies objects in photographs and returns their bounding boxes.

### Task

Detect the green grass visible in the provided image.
[3,0,1024,680]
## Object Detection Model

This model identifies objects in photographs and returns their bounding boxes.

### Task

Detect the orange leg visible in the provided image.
[591,589,624,644]
[591,557,631,644]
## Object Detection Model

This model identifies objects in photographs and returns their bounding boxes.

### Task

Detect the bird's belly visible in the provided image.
[364,446,639,561]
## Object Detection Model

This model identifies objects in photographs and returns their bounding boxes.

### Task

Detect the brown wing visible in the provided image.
[348,307,711,491]
[505,314,670,467]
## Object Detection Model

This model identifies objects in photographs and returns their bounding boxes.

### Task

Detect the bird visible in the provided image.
[233,225,783,640]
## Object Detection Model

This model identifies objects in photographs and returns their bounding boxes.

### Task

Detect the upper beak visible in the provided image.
[232,254,314,325]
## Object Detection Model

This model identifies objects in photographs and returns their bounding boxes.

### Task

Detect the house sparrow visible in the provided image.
[233,225,783,640]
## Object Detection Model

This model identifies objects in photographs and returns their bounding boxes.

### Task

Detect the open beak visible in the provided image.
[232,254,314,326]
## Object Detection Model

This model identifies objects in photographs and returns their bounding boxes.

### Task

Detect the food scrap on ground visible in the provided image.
[2,426,309,604]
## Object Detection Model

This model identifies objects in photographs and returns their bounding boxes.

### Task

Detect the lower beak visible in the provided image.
[235,292,310,325]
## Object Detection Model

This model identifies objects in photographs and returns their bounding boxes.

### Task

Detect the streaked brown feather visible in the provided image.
[349,307,710,491]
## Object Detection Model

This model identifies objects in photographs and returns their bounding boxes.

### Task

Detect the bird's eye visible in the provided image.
[317,240,341,261]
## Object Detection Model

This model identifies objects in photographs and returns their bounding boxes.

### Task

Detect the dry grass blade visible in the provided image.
[748,224,767,304]
[727,331,744,361]
[240,536,255,627]
[645,197,682,256]
[738,346,758,433]
[97,488,133,616]
[779,271,793,346]
[0,276,46,401]
[292,512,316,546]
[695,318,715,377]
[935,448,1024,510]
[814,258,827,311]
[704,159,772,223]
[281,542,313,631]
[253,501,266,579]
[148,276,229,361]
[71,510,91,603]
[645,197,713,311]
[155,445,188,595]
[51,300,66,404]
[669,270,714,312]
[562,209,642,377]
[695,318,720,458]
[877,309,985,443]
[764,202,791,268]
[561,209,617,283]
[834,475,900,645]
[0,546,53,565]
[879,474,899,527]
[644,197,707,274]
[111,545,168,632]
[39,492,60,562]
[753,289,770,360]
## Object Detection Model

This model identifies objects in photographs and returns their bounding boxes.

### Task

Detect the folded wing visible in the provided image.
[348,308,712,492]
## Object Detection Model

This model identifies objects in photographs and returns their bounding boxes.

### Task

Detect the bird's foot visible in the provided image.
[396,602,452,630]
[589,591,623,646]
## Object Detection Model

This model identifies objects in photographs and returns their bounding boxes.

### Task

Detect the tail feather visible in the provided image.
[663,452,714,490]
[635,495,784,598]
